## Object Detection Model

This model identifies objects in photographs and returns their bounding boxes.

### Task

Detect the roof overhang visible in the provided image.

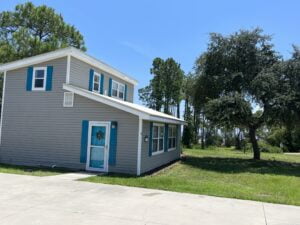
[0,47,138,86]
[63,84,186,125]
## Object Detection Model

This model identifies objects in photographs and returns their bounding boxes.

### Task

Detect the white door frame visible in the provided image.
[86,121,111,172]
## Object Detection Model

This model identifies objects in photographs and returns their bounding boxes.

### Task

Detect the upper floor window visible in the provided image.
[152,123,164,155]
[168,125,177,150]
[112,80,125,100]
[93,72,100,92]
[32,67,47,91]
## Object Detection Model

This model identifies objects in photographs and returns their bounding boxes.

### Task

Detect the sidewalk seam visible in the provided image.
[262,203,268,225]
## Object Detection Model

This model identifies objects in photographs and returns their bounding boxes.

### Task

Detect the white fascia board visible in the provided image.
[0,48,70,72]
[147,115,186,125]
[142,115,185,125]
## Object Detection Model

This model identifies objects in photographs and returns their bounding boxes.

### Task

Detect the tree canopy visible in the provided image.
[194,28,281,159]
[0,2,86,63]
[139,57,184,117]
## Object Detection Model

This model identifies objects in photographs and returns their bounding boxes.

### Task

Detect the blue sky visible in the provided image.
[1,0,300,103]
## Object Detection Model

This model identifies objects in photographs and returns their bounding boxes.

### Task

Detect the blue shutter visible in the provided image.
[124,84,128,101]
[164,124,169,152]
[109,121,118,165]
[26,67,33,91]
[149,122,153,156]
[100,74,104,94]
[89,69,94,91]
[46,66,53,91]
[108,78,112,96]
[80,120,89,163]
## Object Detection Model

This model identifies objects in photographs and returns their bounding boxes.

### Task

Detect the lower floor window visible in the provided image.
[168,125,177,150]
[152,124,164,154]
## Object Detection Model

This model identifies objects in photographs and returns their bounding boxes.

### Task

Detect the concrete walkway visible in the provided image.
[0,173,299,225]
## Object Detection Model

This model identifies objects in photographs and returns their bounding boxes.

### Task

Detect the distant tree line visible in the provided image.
[139,28,300,159]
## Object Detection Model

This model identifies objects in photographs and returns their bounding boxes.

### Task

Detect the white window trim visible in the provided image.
[168,125,177,151]
[32,67,47,91]
[111,80,125,100]
[92,72,101,93]
[63,92,74,107]
[152,123,165,156]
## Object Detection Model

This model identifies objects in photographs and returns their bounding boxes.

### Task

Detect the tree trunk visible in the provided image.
[164,100,169,114]
[201,112,205,149]
[235,129,242,150]
[249,126,260,160]
[177,102,180,118]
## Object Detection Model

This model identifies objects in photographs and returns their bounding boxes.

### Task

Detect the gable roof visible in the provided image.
[0,47,138,85]
[63,84,185,125]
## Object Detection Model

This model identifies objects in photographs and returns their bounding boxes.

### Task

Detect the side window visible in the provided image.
[93,72,100,92]
[168,125,177,150]
[112,81,118,97]
[32,67,47,91]
[152,124,164,155]
[111,80,125,100]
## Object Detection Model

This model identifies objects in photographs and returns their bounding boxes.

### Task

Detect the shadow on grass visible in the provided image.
[182,156,300,177]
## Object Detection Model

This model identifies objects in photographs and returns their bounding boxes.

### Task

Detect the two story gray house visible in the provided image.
[0,47,184,175]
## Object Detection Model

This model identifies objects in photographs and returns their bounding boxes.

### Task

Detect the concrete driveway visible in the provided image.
[0,173,299,225]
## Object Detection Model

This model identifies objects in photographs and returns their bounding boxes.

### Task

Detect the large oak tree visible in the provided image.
[194,28,280,159]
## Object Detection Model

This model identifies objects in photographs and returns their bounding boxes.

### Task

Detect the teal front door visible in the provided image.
[86,122,110,172]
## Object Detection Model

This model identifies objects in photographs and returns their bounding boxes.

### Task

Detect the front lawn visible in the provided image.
[82,147,300,206]
[0,163,68,176]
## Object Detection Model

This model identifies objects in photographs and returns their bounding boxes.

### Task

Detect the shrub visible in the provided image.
[243,141,282,153]
[258,141,283,153]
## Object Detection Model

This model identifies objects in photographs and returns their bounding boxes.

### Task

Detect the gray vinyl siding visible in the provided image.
[140,121,181,174]
[69,56,134,102]
[0,57,139,174]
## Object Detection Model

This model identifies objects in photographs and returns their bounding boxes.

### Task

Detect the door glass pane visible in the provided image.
[90,146,104,168]
[89,125,106,169]
[91,126,106,146]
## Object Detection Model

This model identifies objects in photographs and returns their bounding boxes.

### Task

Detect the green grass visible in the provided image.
[82,147,300,206]
[0,163,68,176]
